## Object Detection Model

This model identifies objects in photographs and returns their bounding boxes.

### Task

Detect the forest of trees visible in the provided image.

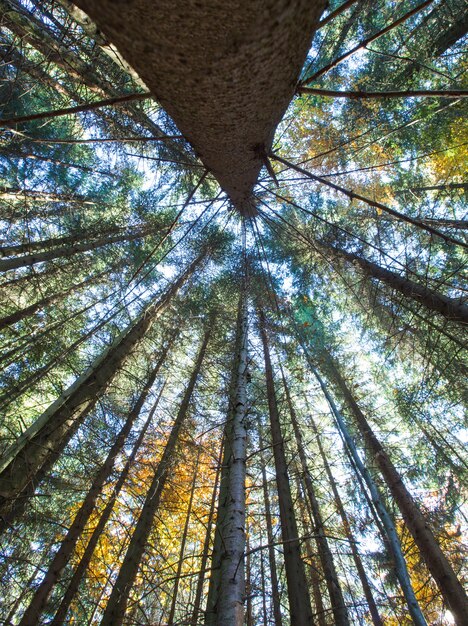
[0,0,467,624]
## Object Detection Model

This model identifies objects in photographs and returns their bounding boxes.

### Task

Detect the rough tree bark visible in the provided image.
[72,0,327,215]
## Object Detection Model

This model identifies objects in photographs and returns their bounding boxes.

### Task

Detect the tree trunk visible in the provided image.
[303,354,427,626]
[327,243,468,325]
[99,324,212,626]
[215,271,249,626]
[0,222,166,272]
[258,428,283,626]
[0,0,172,141]
[307,407,383,626]
[258,308,315,626]
[0,250,206,516]
[50,386,165,626]
[189,448,222,626]
[16,338,173,625]
[245,521,254,626]
[325,356,468,625]
[302,0,434,84]
[295,479,327,626]
[282,373,350,626]
[0,268,108,330]
[205,258,249,623]
[167,447,200,625]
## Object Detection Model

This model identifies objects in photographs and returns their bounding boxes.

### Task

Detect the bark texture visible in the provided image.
[73,0,327,216]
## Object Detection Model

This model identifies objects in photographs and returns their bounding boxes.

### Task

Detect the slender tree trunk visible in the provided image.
[215,266,249,626]
[295,480,327,626]
[307,407,383,626]
[260,547,269,626]
[282,373,350,626]
[0,250,206,517]
[245,520,254,626]
[0,186,95,204]
[323,243,468,325]
[0,223,123,256]
[317,0,359,28]
[298,87,468,98]
[17,337,174,625]
[99,324,212,626]
[324,356,468,625]
[50,386,165,626]
[0,268,108,330]
[302,352,428,626]
[271,154,465,248]
[0,222,166,272]
[302,0,434,84]
[258,308,315,626]
[258,428,283,626]
[189,448,222,626]
[167,447,201,625]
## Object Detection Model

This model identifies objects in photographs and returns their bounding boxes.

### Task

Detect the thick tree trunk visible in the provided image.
[99,325,212,626]
[258,308,315,626]
[17,343,171,626]
[307,407,383,626]
[304,355,427,626]
[73,0,327,215]
[282,373,350,626]
[325,356,468,625]
[0,251,206,515]
[50,387,165,626]
[215,275,249,626]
